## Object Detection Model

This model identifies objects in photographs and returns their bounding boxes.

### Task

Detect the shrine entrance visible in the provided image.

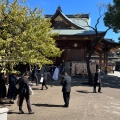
[45,6,120,75]
[65,61,97,76]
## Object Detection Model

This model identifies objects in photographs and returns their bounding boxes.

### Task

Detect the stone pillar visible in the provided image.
[0,108,9,120]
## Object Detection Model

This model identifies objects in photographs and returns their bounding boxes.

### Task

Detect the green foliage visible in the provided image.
[104,0,120,33]
[0,0,62,71]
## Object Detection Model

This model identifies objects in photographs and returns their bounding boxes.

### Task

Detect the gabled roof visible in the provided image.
[45,6,90,30]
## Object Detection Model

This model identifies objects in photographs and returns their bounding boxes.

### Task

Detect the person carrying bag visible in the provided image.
[17,72,34,114]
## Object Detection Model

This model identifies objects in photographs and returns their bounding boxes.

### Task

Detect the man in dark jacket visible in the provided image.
[93,69,102,93]
[18,72,34,114]
[31,66,38,86]
[93,71,98,93]
[60,72,71,107]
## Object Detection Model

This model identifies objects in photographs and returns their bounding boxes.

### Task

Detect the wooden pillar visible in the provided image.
[99,53,102,69]
[64,41,68,61]
[84,47,87,61]
[103,51,106,70]
[105,50,108,74]
[103,46,108,74]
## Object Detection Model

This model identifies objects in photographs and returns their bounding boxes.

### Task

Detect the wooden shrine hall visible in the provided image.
[45,6,120,75]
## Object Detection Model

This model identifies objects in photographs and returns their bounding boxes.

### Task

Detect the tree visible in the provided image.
[0,0,62,72]
[104,0,120,33]
[79,3,110,85]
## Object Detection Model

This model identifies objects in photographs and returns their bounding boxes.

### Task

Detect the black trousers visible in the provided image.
[19,94,32,112]
[98,83,101,92]
[93,83,97,92]
[41,83,48,89]
[93,83,101,92]
[32,75,38,86]
[63,92,70,107]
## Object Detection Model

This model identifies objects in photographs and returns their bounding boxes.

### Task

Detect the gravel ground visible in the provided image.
[1,72,120,120]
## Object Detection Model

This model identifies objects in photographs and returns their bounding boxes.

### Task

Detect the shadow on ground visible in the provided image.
[101,75,120,89]
[71,74,120,89]
[31,73,120,89]
[0,103,12,108]
[8,110,29,114]
[76,90,93,94]
[32,103,62,107]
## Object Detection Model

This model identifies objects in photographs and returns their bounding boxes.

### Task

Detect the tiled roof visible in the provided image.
[102,39,120,45]
[52,29,104,35]
[60,12,87,30]
[65,14,89,18]
[45,14,89,18]
[45,6,90,30]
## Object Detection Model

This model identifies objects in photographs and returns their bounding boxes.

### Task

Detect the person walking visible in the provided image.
[31,66,38,86]
[60,60,65,74]
[49,65,55,86]
[52,66,59,81]
[0,72,7,104]
[41,70,48,90]
[93,68,102,93]
[112,65,115,73]
[60,72,71,107]
[7,73,17,104]
[50,65,55,78]
[18,72,34,114]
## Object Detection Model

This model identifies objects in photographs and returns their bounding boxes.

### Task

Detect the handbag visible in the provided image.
[40,77,43,83]
[15,83,20,89]
[29,86,34,95]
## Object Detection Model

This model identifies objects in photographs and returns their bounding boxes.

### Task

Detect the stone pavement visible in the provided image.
[1,72,120,120]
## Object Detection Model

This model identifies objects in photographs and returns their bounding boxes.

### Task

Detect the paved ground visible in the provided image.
[0,71,120,120]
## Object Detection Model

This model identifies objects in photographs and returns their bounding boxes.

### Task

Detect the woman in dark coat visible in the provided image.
[7,73,17,104]
[0,73,7,103]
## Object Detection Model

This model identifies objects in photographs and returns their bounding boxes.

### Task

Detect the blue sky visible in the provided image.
[25,0,119,42]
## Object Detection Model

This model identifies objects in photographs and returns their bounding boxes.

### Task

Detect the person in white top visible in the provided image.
[52,66,59,81]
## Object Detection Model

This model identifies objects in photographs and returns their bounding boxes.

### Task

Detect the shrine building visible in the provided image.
[45,6,120,75]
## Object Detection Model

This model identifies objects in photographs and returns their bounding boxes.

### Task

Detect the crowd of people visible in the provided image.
[0,65,63,113]
[0,63,103,114]
[0,70,34,114]
[0,72,17,104]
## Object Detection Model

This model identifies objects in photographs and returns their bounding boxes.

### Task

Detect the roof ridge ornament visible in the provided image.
[56,6,62,12]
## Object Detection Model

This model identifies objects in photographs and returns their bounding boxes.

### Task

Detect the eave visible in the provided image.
[52,30,106,40]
